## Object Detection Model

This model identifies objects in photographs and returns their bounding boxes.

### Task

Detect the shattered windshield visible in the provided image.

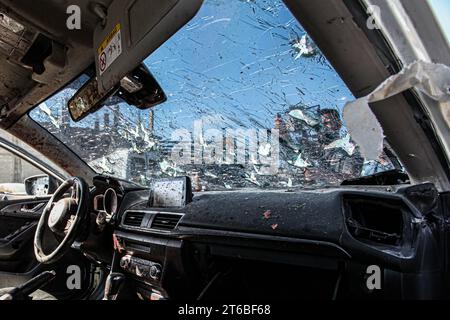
[29,0,399,190]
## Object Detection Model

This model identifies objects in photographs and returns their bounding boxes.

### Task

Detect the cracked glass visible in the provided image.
[29,0,401,190]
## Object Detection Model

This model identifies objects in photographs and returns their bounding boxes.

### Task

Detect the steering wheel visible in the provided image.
[34,177,89,264]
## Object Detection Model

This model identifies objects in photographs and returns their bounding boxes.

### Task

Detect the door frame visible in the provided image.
[0,135,67,185]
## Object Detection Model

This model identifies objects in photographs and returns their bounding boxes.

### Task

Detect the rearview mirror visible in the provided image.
[68,77,113,122]
[68,64,166,122]
[24,174,59,196]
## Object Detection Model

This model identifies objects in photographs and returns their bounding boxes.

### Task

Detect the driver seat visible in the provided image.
[0,287,57,300]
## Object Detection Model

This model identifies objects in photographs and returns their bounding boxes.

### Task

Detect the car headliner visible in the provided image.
[0,0,449,190]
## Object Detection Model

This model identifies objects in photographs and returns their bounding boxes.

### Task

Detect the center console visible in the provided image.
[110,177,193,300]
[120,255,162,281]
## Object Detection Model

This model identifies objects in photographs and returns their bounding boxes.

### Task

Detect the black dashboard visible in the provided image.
[88,176,449,300]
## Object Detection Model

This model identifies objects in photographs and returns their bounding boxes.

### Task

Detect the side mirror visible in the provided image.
[24,175,59,196]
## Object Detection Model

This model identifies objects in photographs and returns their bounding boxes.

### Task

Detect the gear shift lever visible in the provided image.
[104,272,126,300]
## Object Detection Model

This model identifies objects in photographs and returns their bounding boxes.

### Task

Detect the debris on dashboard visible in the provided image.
[263,210,272,220]
[271,223,279,230]
[343,60,450,160]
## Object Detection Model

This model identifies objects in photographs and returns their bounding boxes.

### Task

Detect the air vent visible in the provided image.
[344,197,404,246]
[123,211,145,227]
[151,213,182,231]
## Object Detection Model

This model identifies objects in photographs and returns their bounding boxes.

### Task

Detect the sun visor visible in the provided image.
[93,0,203,94]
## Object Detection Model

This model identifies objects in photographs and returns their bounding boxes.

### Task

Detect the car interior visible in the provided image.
[0,0,449,301]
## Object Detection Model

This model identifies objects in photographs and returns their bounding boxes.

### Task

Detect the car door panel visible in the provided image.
[0,196,94,298]
[0,136,94,298]
[0,197,49,272]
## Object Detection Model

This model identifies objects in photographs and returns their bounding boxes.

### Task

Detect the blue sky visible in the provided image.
[143,0,353,138]
[429,0,450,41]
[34,0,448,141]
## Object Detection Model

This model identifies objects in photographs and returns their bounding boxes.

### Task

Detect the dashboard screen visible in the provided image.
[151,178,187,208]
